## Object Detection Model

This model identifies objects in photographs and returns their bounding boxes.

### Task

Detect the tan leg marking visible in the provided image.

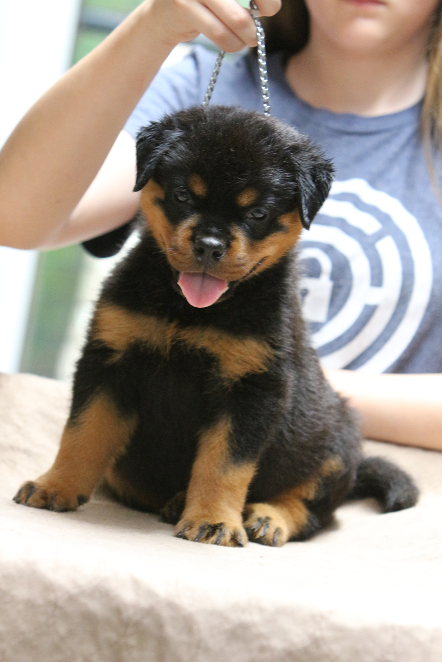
[320,455,344,478]
[244,456,344,546]
[175,418,256,546]
[104,465,165,513]
[243,501,306,547]
[14,394,137,512]
[94,304,274,381]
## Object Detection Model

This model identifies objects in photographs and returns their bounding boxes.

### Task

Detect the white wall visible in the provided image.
[0,0,82,373]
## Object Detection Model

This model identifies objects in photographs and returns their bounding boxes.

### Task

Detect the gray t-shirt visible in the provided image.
[124,46,442,375]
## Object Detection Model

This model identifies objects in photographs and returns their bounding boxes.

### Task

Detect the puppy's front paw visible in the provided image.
[13,480,88,512]
[175,517,247,547]
[243,503,290,547]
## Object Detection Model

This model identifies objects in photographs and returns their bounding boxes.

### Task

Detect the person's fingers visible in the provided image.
[202,0,282,48]
[155,0,282,53]
[253,0,282,17]
[204,0,259,47]
[150,0,245,52]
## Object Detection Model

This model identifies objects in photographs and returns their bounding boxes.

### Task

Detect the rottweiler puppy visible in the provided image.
[14,106,418,546]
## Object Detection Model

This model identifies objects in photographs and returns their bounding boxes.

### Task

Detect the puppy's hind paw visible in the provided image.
[243,503,290,547]
[13,480,87,512]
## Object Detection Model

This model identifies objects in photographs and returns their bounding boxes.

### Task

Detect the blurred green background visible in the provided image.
[74,0,141,62]
[21,0,144,378]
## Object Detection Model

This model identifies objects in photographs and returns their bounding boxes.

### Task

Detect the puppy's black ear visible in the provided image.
[296,157,334,230]
[133,121,182,192]
[288,137,334,230]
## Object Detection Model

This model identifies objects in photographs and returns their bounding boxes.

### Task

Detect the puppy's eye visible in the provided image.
[247,209,268,221]
[174,189,191,203]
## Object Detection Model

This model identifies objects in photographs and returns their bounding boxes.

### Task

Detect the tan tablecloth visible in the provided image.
[1,371,441,662]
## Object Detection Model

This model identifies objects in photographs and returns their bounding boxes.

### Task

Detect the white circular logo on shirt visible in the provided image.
[299,179,433,372]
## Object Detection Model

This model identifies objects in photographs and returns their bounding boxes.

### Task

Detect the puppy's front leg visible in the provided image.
[14,392,137,512]
[175,417,256,547]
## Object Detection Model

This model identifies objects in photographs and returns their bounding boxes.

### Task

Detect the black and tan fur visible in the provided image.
[14,106,418,546]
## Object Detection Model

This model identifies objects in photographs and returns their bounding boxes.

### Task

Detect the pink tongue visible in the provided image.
[178,272,228,308]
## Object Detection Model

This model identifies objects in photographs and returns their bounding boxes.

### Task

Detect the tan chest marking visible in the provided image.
[94,303,274,381]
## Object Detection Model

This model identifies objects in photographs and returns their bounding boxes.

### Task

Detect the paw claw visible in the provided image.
[13,479,83,512]
[232,531,245,547]
[272,527,283,546]
[246,517,262,534]
[13,482,37,505]
[260,516,270,538]
[175,518,247,547]
[215,526,226,545]
[243,504,289,547]
[175,520,192,539]
[194,524,207,543]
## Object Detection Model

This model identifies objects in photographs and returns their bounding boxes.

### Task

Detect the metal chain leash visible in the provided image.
[202,50,226,106]
[250,0,271,116]
[202,0,271,116]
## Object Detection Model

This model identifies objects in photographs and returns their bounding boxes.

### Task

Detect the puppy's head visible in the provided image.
[134,106,333,308]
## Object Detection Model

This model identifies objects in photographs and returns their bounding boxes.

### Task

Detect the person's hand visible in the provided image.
[146,0,281,53]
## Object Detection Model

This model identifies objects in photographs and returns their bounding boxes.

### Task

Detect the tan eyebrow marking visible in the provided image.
[188,174,207,197]
[236,188,259,207]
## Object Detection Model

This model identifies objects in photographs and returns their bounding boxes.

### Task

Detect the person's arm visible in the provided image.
[47,130,139,249]
[324,368,442,451]
[0,0,280,250]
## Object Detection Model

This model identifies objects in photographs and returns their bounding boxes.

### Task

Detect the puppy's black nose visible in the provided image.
[194,236,227,264]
